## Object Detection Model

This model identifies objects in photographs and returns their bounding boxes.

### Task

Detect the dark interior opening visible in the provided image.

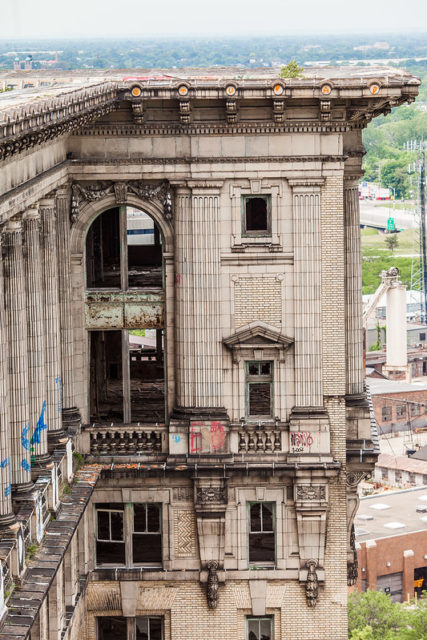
[136,618,163,640]
[249,503,275,564]
[90,330,123,422]
[86,208,121,288]
[97,617,127,640]
[96,505,126,565]
[245,197,268,233]
[129,329,165,423]
[132,503,162,564]
[127,209,162,287]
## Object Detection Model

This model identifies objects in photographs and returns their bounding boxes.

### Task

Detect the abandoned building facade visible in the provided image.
[0,68,419,640]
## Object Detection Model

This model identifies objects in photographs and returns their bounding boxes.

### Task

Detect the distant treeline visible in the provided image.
[0,34,426,70]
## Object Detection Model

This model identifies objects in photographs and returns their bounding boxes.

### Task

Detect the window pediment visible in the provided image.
[223,321,293,351]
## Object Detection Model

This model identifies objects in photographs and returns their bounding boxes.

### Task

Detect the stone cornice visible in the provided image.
[77,121,351,136]
[0,83,119,161]
[68,155,345,166]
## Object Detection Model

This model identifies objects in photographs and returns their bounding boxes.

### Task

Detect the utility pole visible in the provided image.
[421,145,426,321]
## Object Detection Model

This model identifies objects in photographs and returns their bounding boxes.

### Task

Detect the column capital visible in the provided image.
[288,178,324,192]
[55,185,72,199]
[38,197,56,209]
[186,180,224,194]
[23,206,40,221]
[3,218,23,234]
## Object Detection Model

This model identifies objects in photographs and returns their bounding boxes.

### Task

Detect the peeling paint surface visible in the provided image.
[85,290,165,329]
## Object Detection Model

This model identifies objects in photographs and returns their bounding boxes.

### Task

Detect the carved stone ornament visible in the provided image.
[196,486,227,504]
[296,485,326,501]
[206,561,219,609]
[71,180,173,222]
[305,560,319,607]
[346,471,370,488]
[347,524,358,587]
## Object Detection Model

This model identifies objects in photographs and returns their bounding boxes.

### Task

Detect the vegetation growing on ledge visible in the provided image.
[279,60,303,78]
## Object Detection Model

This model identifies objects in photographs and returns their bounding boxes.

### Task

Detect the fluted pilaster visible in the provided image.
[290,181,324,408]
[3,220,33,492]
[175,183,224,411]
[0,237,14,523]
[24,208,49,465]
[55,188,76,412]
[344,179,364,395]
[40,199,63,439]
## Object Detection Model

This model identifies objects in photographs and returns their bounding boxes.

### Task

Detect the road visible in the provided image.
[360,201,418,230]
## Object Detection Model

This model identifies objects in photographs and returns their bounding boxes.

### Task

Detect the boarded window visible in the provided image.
[132,503,162,565]
[96,504,125,565]
[249,502,275,565]
[246,361,273,418]
[246,616,273,640]
[243,196,270,235]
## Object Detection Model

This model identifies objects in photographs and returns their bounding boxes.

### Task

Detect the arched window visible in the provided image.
[86,206,162,289]
[86,206,165,424]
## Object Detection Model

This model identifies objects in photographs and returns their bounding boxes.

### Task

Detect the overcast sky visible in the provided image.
[2,0,426,39]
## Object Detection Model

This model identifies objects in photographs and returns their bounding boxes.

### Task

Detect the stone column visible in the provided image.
[24,207,50,468]
[40,199,64,445]
[55,188,78,425]
[174,182,224,412]
[344,178,364,395]
[290,180,324,408]
[2,219,33,493]
[0,238,15,525]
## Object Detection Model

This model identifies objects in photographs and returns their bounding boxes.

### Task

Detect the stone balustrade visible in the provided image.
[237,425,283,453]
[89,427,166,456]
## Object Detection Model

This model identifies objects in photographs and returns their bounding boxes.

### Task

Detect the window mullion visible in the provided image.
[122,330,131,423]
[119,205,128,291]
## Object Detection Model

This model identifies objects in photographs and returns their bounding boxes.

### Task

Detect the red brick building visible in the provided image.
[353,488,427,602]
[368,377,427,435]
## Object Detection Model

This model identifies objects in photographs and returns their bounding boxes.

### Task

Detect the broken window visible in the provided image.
[243,196,270,236]
[90,329,165,424]
[127,209,162,288]
[128,329,165,423]
[381,406,392,422]
[396,404,406,419]
[86,209,121,288]
[90,331,123,422]
[96,504,125,565]
[86,206,163,289]
[246,616,273,640]
[249,502,275,565]
[98,617,127,640]
[132,503,162,565]
[246,361,273,418]
[97,617,163,640]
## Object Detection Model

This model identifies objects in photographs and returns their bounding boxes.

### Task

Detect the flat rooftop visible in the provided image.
[368,377,427,395]
[355,486,427,543]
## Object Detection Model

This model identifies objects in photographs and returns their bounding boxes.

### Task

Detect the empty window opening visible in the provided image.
[96,504,125,565]
[86,208,121,288]
[381,406,392,422]
[249,502,275,565]
[90,329,165,424]
[86,206,163,290]
[127,209,162,288]
[246,616,273,640]
[90,330,123,422]
[98,617,127,640]
[246,361,273,418]
[97,617,163,640]
[132,503,162,565]
[244,196,270,235]
[129,329,165,423]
